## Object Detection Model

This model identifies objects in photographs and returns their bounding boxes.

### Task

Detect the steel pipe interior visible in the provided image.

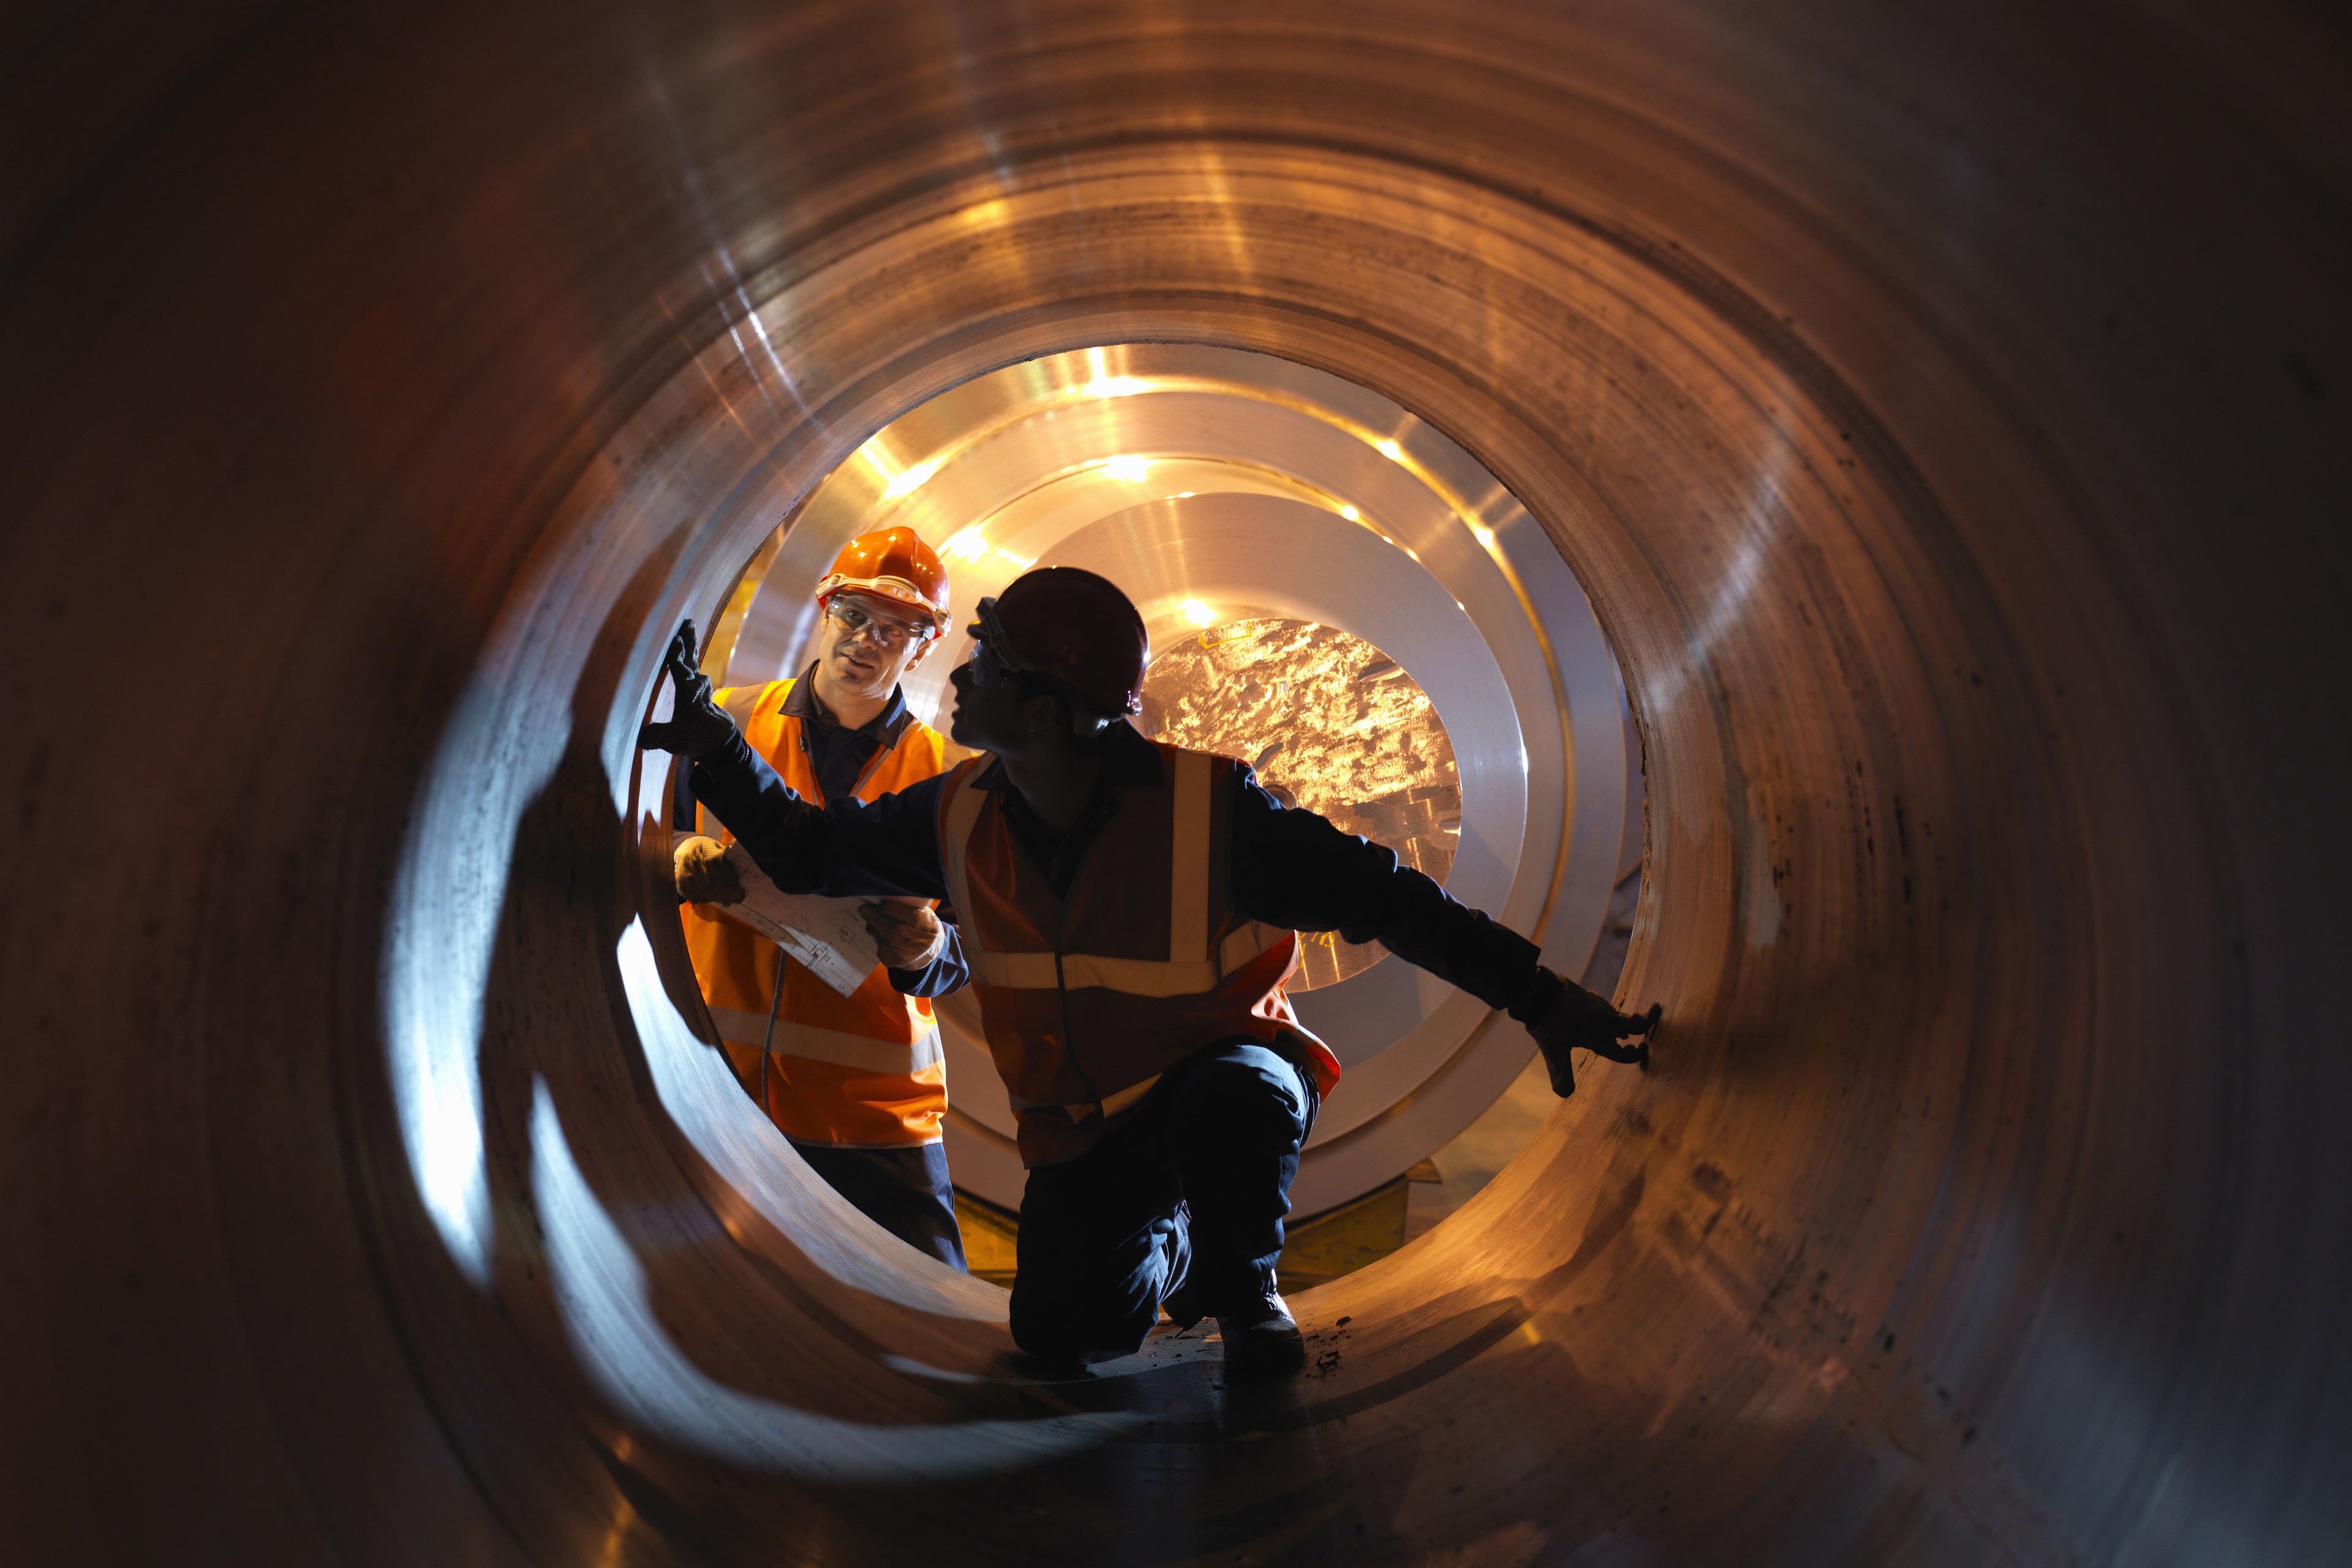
[4,4,2348,1565]
[709,344,1632,1216]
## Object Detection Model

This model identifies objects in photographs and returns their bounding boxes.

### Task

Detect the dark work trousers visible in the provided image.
[1009,1040,1319,1360]
[791,1140,968,1271]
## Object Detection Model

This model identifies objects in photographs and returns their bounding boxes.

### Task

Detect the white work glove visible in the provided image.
[679,834,943,971]
[862,902,946,970]
[673,835,743,905]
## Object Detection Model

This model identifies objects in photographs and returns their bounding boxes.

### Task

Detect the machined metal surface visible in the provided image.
[4,4,2348,1566]
[714,344,1630,1216]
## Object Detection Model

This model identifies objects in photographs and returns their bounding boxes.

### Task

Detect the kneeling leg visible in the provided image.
[1008,1136,1188,1363]
[1161,1042,1317,1316]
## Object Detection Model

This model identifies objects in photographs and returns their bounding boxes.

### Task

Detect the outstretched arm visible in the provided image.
[1229,769,1656,1095]
[638,619,952,900]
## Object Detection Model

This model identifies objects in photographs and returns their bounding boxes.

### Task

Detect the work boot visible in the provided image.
[1216,1288,1305,1378]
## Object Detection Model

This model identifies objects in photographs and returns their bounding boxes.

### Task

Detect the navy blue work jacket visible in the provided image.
[685,721,1550,1016]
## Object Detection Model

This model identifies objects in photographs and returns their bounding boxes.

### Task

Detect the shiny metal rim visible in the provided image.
[714,343,1630,1213]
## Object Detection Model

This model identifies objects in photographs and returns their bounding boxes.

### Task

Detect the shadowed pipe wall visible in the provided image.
[2,4,2348,1564]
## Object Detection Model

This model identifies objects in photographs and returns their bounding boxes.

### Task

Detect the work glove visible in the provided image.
[637,619,740,760]
[862,900,948,970]
[673,835,744,906]
[1517,968,1660,1098]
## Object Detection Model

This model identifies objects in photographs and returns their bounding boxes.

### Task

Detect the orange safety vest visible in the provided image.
[937,741,1344,1166]
[682,677,951,1147]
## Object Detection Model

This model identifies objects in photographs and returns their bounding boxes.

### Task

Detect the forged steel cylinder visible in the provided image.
[2,4,2348,1565]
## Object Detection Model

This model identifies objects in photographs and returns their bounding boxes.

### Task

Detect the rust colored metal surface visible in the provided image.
[3,4,2348,1565]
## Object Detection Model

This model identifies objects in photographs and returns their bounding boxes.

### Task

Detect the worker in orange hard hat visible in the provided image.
[643,565,1659,1375]
[668,526,969,1267]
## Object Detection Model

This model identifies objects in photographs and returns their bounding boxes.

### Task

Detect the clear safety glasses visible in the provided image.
[824,596,933,651]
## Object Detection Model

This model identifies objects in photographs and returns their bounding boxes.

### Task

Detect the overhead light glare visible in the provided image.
[1180,597,1218,627]
[881,457,944,499]
[995,548,1036,570]
[1104,454,1152,482]
[1375,439,1404,462]
[940,526,991,563]
[1471,524,1498,548]
[1085,376,1150,399]
[1339,505,1360,521]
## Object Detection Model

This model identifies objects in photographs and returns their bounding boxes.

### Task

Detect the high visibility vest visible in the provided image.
[937,741,1344,1166]
[682,678,951,1148]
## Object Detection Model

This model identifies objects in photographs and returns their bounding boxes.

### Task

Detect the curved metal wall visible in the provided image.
[703,342,1631,1216]
[3,4,2346,1564]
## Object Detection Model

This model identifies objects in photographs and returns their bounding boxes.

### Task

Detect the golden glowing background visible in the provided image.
[1140,618,1461,987]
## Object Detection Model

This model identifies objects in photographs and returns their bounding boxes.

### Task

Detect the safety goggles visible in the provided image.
[964,596,1030,687]
[966,638,1020,689]
[823,594,934,651]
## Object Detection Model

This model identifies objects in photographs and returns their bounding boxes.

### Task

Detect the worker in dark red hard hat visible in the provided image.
[641,566,1657,1377]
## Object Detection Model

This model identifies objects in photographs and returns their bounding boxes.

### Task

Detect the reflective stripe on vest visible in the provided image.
[1171,748,1211,964]
[944,752,1286,995]
[705,1008,944,1075]
[937,742,1333,1165]
[964,924,1292,994]
[683,676,949,1147]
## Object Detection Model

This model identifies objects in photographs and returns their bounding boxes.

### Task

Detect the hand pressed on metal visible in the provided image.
[636,619,740,759]
[862,900,946,970]
[1527,981,1660,1097]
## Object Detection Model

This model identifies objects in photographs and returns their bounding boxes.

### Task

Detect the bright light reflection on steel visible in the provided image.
[384,620,572,1290]
[715,349,1603,1221]
[881,457,944,499]
[529,1076,1136,1477]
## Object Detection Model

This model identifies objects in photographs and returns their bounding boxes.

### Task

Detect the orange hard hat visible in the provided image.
[815,527,950,632]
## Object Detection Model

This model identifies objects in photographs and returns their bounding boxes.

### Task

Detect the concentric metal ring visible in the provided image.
[713,344,1630,1212]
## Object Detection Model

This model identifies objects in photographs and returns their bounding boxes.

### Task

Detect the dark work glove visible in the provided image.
[1512,968,1660,1098]
[636,619,739,760]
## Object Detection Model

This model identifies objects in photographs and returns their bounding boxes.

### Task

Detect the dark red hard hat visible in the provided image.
[973,567,1148,716]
